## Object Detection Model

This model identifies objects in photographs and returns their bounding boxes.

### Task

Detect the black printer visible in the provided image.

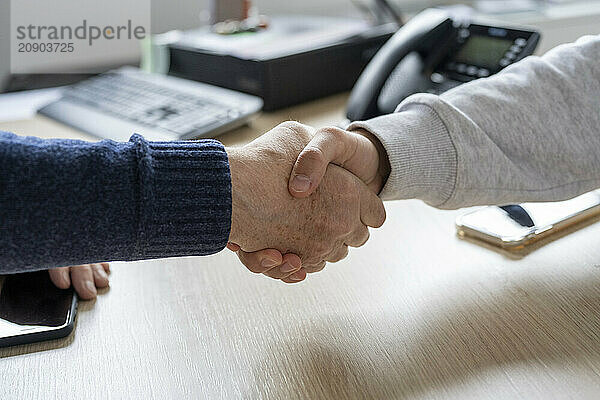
[168,16,396,111]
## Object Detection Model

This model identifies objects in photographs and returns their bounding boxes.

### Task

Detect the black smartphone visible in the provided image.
[0,271,77,347]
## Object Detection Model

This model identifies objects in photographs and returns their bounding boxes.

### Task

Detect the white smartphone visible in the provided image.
[455,189,600,251]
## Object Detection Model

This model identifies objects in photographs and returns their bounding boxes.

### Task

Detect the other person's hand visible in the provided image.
[49,263,110,300]
[226,122,386,283]
[288,126,391,198]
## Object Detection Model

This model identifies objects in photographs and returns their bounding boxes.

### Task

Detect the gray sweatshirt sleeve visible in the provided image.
[348,35,600,209]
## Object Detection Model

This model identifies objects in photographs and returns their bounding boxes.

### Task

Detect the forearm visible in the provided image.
[349,35,600,209]
[0,132,231,273]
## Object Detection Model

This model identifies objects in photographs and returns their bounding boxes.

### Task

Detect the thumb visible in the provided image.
[289,127,360,198]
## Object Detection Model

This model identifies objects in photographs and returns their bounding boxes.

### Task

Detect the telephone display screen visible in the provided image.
[452,35,514,69]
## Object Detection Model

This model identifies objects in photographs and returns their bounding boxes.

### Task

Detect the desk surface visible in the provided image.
[2,94,600,400]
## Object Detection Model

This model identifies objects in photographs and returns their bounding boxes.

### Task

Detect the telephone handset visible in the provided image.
[346,8,540,121]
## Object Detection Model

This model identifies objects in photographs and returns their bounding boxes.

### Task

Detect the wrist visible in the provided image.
[225,143,290,252]
[351,128,391,194]
[226,147,252,246]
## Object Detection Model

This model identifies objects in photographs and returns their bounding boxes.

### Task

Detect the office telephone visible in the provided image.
[347,8,540,121]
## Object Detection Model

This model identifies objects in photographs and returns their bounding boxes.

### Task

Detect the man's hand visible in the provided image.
[226,122,386,283]
[49,263,110,300]
[289,126,391,198]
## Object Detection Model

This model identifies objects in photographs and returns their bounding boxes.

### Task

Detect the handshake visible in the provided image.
[225,121,391,284]
[50,121,390,298]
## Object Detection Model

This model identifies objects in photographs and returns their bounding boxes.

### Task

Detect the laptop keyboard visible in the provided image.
[60,72,245,137]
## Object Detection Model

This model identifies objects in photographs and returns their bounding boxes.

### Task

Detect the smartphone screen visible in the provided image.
[0,271,77,347]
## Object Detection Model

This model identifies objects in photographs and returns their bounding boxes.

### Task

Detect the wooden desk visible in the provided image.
[2,95,600,399]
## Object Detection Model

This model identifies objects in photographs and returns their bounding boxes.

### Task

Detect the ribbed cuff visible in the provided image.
[347,104,457,207]
[130,135,232,258]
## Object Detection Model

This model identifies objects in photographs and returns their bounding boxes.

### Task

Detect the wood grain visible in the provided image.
[2,94,600,400]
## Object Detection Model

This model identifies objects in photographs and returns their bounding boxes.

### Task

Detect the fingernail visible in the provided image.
[261,258,278,268]
[290,175,311,192]
[85,281,97,296]
[280,262,297,273]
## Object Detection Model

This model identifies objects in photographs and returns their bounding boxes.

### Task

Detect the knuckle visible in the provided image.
[298,146,326,167]
[239,256,265,274]
[306,262,326,273]
[279,121,311,141]
[349,228,369,247]
[263,269,280,279]
[279,120,304,132]
[246,263,265,274]
[317,127,358,162]
[302,253,323,267]
[328,249,348,263]
[319,126,346,142]
[375,204,387,228]
[360,229,370,246]
[340,245,349,257]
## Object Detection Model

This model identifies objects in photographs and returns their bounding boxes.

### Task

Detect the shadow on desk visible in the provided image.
[252,273,600,399]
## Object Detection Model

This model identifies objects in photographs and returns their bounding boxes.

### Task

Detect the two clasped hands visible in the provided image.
[225,121,390,283]
[54,121,389,298]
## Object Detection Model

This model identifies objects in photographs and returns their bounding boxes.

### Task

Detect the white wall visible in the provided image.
[149,0,453,33]
[255,0,361,17]
[151,0,205,33]
[150,0,368,33]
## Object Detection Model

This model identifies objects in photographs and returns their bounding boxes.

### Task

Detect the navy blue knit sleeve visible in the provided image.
[0,131,232,274]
